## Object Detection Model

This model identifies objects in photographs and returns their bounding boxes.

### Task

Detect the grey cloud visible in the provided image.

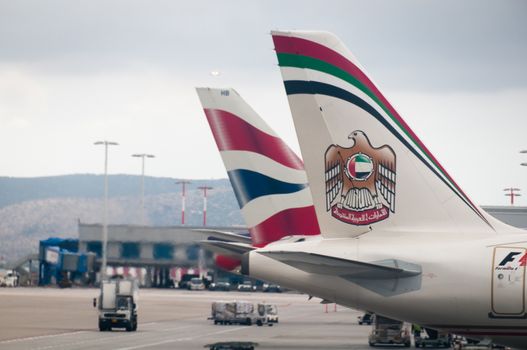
[0,0,526,91]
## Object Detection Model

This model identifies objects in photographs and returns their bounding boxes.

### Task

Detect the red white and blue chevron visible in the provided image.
[202,90,321,247]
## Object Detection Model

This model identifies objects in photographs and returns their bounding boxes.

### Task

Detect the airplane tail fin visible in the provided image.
[271,30,507,236]
[196,88,320,246]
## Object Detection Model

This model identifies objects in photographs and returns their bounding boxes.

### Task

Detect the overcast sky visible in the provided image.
[0,0,526,205]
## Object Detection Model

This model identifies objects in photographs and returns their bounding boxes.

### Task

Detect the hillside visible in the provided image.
[0,175,243,262]
[0,175,233,208]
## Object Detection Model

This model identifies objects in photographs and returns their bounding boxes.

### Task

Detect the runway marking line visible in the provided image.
[31,325,197,350]
[0,322,162,347]
[0,331,89,344]
[114,326,247,350]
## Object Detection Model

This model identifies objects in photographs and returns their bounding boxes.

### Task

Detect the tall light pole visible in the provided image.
[132,153,155,225]
[520,150,527,167]
[519,150,527,206]
[176,180,191,225]
[198,186,213,226]
[504,188,521,206]
[94,140,118,281]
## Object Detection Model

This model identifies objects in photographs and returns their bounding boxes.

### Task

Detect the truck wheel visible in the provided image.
[132,318,138,331]
[214,320,218,325]
[246,318,252,326]
[256,320,262,326]
[98,321,108,331]
[126,323,133,332]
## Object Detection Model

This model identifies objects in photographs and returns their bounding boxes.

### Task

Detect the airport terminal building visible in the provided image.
[76,223,247,287]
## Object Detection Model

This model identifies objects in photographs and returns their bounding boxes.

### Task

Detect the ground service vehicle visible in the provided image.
[368,316,411,347]
[0,270,18,287]
[257,303,278,326]
[209,281,231,291]
[210,301,262,326]
[205,341,258,350]
[415,328,451,348]
[178,274,199,289]
[358,313,373,325]
[237,281,256,292]
[188,277,205,290]
[262,284,282,293]
[95,279,138,331]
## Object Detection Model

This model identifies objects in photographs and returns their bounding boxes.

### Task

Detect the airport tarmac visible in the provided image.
[0,288,372,349]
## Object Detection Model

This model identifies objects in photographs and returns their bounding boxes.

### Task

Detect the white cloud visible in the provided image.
[8,118,31,129]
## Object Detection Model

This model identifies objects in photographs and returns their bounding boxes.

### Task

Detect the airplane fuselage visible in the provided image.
[247,233,527,348]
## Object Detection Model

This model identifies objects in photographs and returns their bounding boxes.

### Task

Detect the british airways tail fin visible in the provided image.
[271,30,511,237]
[196,87,320,247]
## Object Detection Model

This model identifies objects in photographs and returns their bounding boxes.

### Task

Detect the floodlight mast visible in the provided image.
[521,150,527,167]
[504,187,521,206]
[94,140,118,281]
[518,149,527,206]
[132,153,155,224]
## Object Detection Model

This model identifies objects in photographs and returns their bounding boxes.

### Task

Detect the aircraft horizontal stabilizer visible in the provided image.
[198,240,254,259]
[192,229,252,244]
[258,251,421,279]
[320,299,334,304]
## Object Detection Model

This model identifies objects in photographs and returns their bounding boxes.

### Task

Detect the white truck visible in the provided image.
[94,279,138,332]
[0,270,18,287]
[210,301,264,326]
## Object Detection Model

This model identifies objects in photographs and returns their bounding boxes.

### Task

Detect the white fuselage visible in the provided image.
[248,232,527,349]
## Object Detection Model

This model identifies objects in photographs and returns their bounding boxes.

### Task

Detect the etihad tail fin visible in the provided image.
[196,87,320,247]
[271,30,507,236]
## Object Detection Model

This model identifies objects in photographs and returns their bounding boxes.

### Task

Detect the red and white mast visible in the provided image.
[176,180,191,224]
[198,186,213,226]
